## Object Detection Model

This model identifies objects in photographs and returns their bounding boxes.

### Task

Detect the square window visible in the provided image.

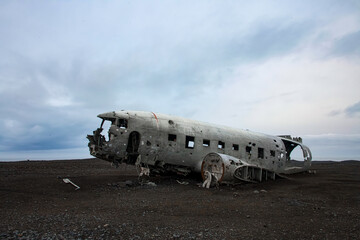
[168,134,177,142]
[218,141,225,149]
[185,136,195,149]
[246,146,252,153]
[203,139,210,147]
[232,144,239,151]
[117,119,128,129]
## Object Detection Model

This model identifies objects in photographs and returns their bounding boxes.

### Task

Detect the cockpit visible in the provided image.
[87,111,131,155]
[97,117,128,141]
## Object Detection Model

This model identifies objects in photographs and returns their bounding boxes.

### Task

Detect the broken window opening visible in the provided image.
[258,148,264,159]
[203,139,210,147]
[185,136,195,149]
[218,141,225,149]
[246,146,252,153]
[99,119,114,142]
[117,119,128,129]
[168,134,177,142]
[280,138,311,162]
[270,150,276,157]
[289,145,305,161]
[232,144,239,151]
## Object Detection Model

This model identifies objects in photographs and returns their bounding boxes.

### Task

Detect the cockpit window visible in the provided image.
[100,118,115,128]
[117,119,128,129]
[100,119,112,142]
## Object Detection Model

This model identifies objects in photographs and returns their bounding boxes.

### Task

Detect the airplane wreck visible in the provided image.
[87,111,312,186]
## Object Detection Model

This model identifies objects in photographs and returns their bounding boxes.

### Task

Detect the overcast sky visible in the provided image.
[1,0,359,161]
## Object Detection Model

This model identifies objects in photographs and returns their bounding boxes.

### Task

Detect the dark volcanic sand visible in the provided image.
[0,159,359,240]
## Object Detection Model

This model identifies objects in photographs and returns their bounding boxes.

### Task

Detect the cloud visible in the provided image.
[345,101,360,117]
[228,21,313,62]
[1,1,360,160]
[304,134,360,160]
[332,30,360,56]
[328,101,360,118]
[328,110,342,117]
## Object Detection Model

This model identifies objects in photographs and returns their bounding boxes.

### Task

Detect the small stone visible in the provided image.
[253,190,259,194]
[125,180,133,187]
[146,182,157,187]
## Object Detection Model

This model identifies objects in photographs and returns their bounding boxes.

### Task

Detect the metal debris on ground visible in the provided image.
[176,180,189,185]
[62,178,80,190]
[202,171,219,188]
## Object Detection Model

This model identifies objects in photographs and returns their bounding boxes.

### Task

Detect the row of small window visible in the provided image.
[168,134,276,158]
[169,134,230,149]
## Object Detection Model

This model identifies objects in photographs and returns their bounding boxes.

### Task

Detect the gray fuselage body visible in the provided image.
[87,110,312,176]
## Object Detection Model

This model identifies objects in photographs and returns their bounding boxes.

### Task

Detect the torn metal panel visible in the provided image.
[87,110,312,185]
[201,152,278,184]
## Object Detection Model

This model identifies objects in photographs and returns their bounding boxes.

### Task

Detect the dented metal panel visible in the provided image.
[87,110,312,185]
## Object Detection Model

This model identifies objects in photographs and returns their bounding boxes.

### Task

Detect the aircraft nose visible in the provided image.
[97,111,116,118]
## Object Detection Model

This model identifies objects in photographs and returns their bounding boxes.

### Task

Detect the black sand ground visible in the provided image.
[0,159,359,239]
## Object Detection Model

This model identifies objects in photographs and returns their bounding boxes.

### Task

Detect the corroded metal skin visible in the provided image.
[87,110,312,183]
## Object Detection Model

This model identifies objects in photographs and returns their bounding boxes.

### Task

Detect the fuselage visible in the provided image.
[87,110,312,175]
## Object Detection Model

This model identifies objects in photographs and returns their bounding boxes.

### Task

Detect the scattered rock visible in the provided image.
[146,182,157,187]
[173,233,181,238]
[176,180,189,185]
[125,180,134,187]
[1,158,359,239]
